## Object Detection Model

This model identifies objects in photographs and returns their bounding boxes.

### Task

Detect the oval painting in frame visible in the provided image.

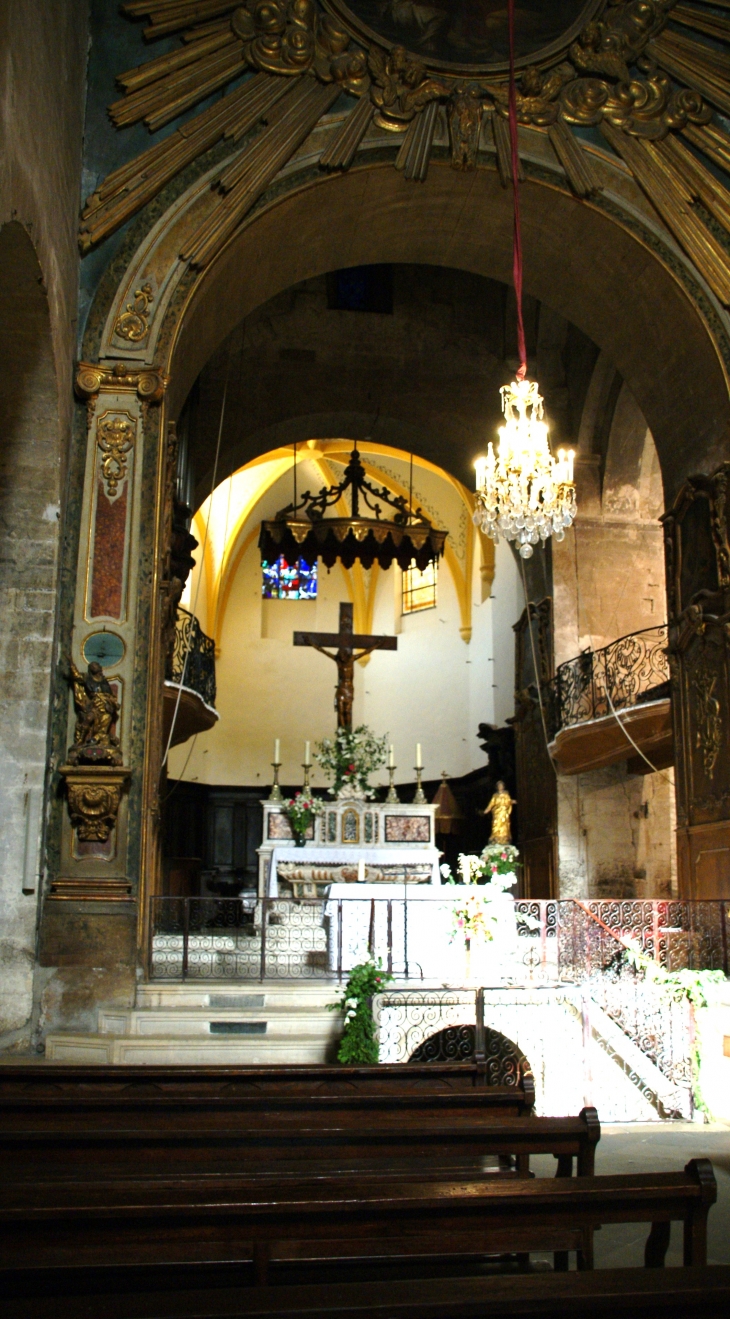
[323,0,603,74]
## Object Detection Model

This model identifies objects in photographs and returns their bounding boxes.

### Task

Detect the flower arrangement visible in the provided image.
[328,957,393,1064]
[282,791,324,839]
[315,725,388,799]
[450,888,499,944]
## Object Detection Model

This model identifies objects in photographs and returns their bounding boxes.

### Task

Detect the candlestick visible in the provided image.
[388,744,395,769]
[413,764,427,805]
[415,742,422,769]
[304,740,311,766]
[268,760,283,803]
[301,763,311,793]
[385,762,400,804]
[274,738,280,763]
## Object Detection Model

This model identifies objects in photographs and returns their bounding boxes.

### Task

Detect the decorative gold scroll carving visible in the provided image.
[75,360,168,403]
[570,0,678,86]
[80,0,730,312]
[60,764,131,843]
[114,282,154,342]
[97,415,135,499]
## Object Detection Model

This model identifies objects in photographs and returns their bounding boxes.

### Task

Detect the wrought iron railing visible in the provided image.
[166,606,216,709]
[548,624,669,737]
[149,895,729,983]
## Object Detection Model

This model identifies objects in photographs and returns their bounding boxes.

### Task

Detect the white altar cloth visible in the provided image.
[267,847,441,895]
[324,883,518,980]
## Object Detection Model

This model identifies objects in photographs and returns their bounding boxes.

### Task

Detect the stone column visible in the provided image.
[38,362,167,1028]
[663,463,730,899]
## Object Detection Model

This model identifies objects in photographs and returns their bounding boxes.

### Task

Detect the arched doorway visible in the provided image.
[54,141,730,971]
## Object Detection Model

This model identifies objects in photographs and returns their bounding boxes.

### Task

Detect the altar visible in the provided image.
[324,883,520,980]
[257,797,440,897]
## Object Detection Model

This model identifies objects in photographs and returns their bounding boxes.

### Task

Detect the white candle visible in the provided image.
[357,858,365,883]
[388,744,395,769]
[274,738,280,763]
[416,743,422,769]
[304,740,311,766]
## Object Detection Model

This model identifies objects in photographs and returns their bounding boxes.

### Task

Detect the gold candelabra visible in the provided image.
[385,764,400,804]
[268,761,283,803]
[413,765,427,804]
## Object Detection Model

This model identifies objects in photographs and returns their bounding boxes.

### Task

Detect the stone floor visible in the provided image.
[531,1122,730,1267]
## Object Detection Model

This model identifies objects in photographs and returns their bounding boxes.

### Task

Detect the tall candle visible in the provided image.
[416,743,422,769]
[274,738,280,763]
[304,740,311,766]
[388,744,395,769]
[357,858,365,883]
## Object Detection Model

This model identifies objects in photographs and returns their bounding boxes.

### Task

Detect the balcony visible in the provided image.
[163,607,219,748]
[547,625,672,776]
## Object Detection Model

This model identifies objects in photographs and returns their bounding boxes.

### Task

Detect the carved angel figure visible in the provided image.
[68,661,122,766]
[368,43,447,126]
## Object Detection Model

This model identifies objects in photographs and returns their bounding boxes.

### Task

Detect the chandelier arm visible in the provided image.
[508,0,527,380]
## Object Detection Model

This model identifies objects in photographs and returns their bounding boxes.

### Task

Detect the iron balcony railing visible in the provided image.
[166,606,216,710]
[149,895,729,984]
[547,624,669,738]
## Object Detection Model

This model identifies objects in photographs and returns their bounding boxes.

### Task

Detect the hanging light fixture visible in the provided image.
[259,443,447,573]
[473,0,576,561]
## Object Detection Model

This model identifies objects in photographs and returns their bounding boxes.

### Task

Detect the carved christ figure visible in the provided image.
[484,779,517,845]
[293,602,397,729]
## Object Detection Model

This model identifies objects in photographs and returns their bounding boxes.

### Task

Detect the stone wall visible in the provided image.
[552,381,675,898]
[0,1,88,1050]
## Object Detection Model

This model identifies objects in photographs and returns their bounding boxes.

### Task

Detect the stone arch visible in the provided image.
[155,161,730,502]
[0,221,62,1048]
[72,142,730,912]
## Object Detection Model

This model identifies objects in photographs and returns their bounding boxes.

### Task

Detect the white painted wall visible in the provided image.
[169,504,520,789]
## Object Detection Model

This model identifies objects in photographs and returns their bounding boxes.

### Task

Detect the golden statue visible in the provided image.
[483,780,516,845]
[67,660,122,765]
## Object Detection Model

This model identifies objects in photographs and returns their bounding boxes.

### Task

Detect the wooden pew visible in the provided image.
[0,1063,534,1132]
[0,1109,600,1182]
[0,1159,716,1277]
[5,1266,730,1319]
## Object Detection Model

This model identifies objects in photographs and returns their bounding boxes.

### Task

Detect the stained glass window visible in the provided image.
[262,554,318,600]
[402,561,437,614]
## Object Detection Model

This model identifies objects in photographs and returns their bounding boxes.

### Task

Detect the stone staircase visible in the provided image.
[44,981,344,1065]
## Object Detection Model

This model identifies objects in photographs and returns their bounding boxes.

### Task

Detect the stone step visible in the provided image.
[135,981,343,1010]
[98,1006,340,1038]
[44,1032,333,1066]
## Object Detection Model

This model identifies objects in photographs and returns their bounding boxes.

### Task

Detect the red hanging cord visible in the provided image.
[507,0,527,380]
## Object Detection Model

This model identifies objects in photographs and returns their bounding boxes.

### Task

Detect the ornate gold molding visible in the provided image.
[59,764,131,844]
[75,360,168,403]
[80,3,730,304]
[114,282,154,342]
[97,415,135,500]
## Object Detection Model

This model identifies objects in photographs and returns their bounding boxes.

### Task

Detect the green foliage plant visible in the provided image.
[315,725,387,799]
[329,958,393,1064]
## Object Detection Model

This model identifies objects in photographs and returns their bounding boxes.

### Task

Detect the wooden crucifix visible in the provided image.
[293,602,397,729]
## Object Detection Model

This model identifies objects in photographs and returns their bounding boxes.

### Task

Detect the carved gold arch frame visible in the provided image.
[71,115,730,959]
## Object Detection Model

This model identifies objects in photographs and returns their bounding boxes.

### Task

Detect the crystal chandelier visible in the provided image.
[474,378,576,559]
[473,0,576,559]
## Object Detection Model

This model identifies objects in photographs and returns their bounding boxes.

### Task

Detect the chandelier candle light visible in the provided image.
[473,0,576,559]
